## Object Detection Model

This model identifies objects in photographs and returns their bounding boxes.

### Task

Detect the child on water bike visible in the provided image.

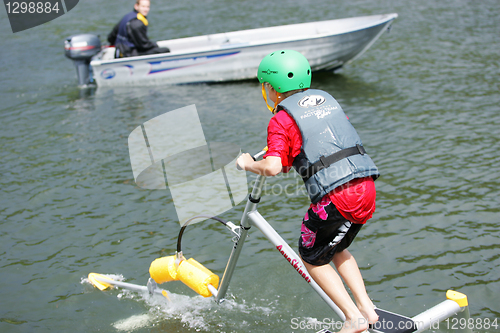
[236,50,380,333]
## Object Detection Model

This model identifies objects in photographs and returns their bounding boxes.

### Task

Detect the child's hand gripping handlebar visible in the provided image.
[236,147,268,170]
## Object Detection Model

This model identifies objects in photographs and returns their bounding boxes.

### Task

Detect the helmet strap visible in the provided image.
[261,83,274,113]
[261,83,281,114]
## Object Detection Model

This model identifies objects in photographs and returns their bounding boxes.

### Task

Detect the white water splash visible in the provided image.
[113,314,153,331]
[142,288,274,331]
[82,274,276,332]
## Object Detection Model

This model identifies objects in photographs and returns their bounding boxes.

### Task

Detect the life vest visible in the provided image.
[116,11,138,48]
[116,11,149,45]
[276,89,380,203]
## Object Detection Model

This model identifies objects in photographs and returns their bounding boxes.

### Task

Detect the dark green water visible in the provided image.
[1,1,499,332]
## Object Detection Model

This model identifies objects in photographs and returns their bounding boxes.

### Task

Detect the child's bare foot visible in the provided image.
[358,302,379,324]
[338,315,369,333]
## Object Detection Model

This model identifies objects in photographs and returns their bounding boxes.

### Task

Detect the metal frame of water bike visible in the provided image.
[214,150,346,321]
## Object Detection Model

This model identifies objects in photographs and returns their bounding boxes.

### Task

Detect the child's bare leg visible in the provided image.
[333,249,378,324]
[303,260,369,333]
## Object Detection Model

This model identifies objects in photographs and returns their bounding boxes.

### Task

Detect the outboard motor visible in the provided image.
[64,34,101,87]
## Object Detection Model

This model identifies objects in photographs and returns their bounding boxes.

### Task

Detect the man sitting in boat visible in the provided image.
[107,0,170,58]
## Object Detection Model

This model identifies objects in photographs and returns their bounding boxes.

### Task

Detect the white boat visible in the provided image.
[65,13,397,87]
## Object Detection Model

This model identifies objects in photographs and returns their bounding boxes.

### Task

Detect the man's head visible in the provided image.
[134,0,151,17]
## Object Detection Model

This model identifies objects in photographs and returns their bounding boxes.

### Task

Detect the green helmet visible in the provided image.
[258,50,311,93]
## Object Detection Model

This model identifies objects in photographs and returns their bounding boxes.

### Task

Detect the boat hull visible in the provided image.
[91,14,397,87]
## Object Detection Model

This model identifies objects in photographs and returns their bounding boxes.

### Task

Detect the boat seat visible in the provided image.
[101,47,116,60]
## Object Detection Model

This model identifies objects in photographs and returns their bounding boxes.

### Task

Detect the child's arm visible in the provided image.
[236,154,282,177]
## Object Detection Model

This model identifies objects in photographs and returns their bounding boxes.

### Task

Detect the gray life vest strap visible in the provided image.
[301,144,366,182]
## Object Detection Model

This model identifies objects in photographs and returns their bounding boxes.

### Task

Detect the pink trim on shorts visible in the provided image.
[300,223,316,249]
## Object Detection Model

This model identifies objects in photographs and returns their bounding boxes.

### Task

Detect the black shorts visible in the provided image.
[298,197,362,266]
